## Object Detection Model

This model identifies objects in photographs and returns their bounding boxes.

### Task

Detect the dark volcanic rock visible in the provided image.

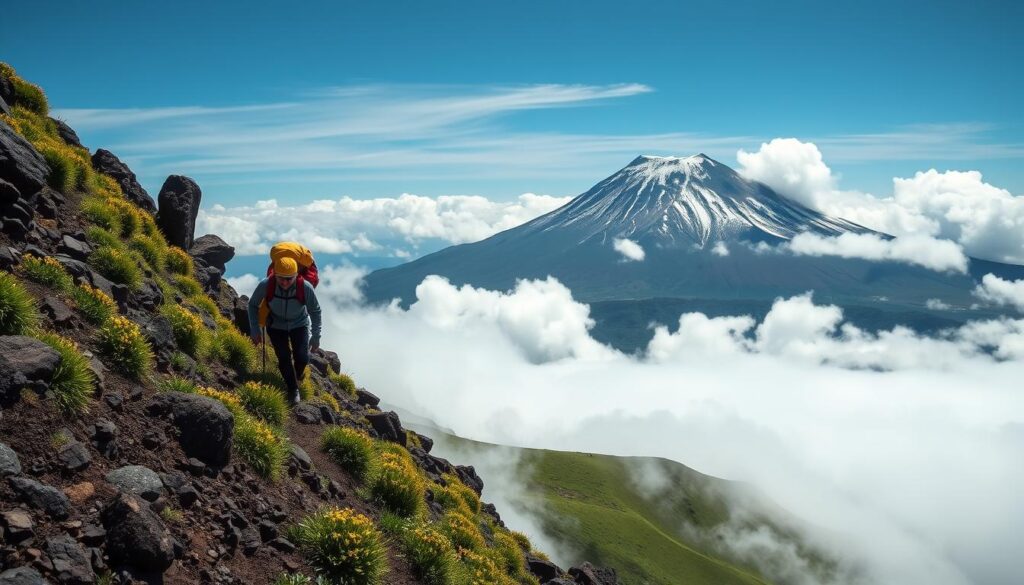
[156,175,201,249]
[101,492,175,572]
[355,389,380,407]
[1,508,34,544]
[0,567,46,585]
[47,533,95,584]
[366,410,407,446]
[59,234,93,260]
[455,464,484,495]
[8,476,71,518]
[293,403,322,425]
[526,554,561,582]
[57,440,93,472]
[0,178,19,205]
[323,350,341,374]
[569,562,621,585]
[51,117,83,149]
[0,336,61,399]
[90,149,156,213]
[106,465,164,501]
[146,393,234,466]
[0,442,21,477]
[0,119,48,196]
[40,295,74,327]
[189,234,234,273]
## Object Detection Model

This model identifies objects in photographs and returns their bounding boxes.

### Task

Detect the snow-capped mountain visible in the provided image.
[525,154,869,246]
[363,155,1024,340]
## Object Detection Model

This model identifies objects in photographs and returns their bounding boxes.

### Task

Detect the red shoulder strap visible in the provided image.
[296,276,306,304]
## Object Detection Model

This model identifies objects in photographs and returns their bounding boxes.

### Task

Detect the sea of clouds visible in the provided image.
[224,140,1024,585]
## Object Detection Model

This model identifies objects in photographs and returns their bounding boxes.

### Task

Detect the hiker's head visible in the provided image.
[274,257,298,285]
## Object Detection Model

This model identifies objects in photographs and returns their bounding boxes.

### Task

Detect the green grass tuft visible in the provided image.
[165,247,194,276]
[211,324,258,373]
[19,255,74,294]
[440,510,485,552]
[34,331,94,415]
[81,197,122,235]
[289,507,389,585]
[89,246,142,289]
[162,304,210,358]
[0,271,39,335]
[367,443,426,518]
[321,426,374,482]
[237,381,288,427]
[234,416,289,480]
[97,315,153,380]
[129,234,166,272]
[1,63,49,115]
[69,283,118,325]
[400,521,461,585]
[85,226,122,250]
[328,367,358,397]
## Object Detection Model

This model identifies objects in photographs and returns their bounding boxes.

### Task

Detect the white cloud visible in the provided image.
[736,138,1024,265]
[711,241,730,256]
[926,298,952,310]
[225,273,260,296]
[310,273,1024,585]
[788,232,969,273]
[196,192,572,256]
[974,274,1024,312]
[612,238,645,262]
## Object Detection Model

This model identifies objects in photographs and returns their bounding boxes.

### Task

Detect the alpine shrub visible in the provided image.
[20,255,73,293]
[320,426,374,481]
[440,510,485,552]
[212,325,258,373]
[69,283,117,325]
[97,315,153,379]
[401,522,460,585]
[34,331,94,415]
[289,507,388,585]
[129,235,166,271]
[0,272,39,335]
[328,367,357,397]
[368,445,425,518]
[81,197,122,234]
[89,246,141,289]
[234,416,289,479]
[237,381,287,427]
[162,304,210,357]
[165,247,193,276]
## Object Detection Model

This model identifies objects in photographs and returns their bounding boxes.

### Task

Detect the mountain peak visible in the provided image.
[527,154,871,246]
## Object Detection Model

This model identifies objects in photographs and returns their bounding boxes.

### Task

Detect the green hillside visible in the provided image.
[417,429,833,585]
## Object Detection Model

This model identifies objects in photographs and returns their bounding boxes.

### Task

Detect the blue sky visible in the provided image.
[2,0,1022,205]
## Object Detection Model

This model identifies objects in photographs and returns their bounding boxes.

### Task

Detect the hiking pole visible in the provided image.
[261,327,266,375]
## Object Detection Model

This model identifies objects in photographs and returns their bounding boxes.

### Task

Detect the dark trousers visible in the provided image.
[267,326,309,393]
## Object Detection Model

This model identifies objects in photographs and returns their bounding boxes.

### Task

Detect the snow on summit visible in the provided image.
[527,154,872,246]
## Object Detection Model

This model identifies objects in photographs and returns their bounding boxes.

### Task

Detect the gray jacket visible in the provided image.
[247,277,322,344]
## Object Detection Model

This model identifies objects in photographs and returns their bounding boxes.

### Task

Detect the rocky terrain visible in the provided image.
[0,63,621,585]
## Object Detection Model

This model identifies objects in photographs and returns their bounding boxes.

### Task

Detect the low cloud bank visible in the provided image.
[737,138,1024,265]
[787,232,968,273]
[275,268,1024,585]
[197,192,571,257]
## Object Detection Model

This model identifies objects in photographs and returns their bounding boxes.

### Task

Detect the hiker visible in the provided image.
[248,243,322,405]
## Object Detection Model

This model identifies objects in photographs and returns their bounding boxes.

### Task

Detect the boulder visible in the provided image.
[355,389,380,407]
[0,245,19,270]
[156,175,201,249]
[366,410,407,446]
[323,350,341,375]
[50,118,83,149]
[0,120,48,197]
[0,567,46,585]
[146,393,234,466]
[189,234,234,273]
[455,464,484,495]
[0,336,61,398]
[106,465,163,501]
[232,296,251,336]
[101,492,175,572]
[47,533,95,584]
[8,476,71,518]
[309,351,329,376]
[90,149,155,213]
[40,296,74,328]
[59,234,92,260]
[293,403,322,425]
[193,261,222,293]
[0,178,18,205]
[526,554,561,582]
[569,562,621,585]
[1,509,34,545]
[0,442,21,477]
[57,440,92,472]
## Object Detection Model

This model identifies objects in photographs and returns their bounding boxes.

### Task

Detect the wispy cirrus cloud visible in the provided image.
[53,83,1024,201]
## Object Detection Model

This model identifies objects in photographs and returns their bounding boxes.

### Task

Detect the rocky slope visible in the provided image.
[0,63,620,585]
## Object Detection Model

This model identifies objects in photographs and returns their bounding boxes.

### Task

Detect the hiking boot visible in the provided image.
[289,390,301,406]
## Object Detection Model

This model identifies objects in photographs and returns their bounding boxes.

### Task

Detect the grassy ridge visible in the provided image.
[422,430,788,585]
